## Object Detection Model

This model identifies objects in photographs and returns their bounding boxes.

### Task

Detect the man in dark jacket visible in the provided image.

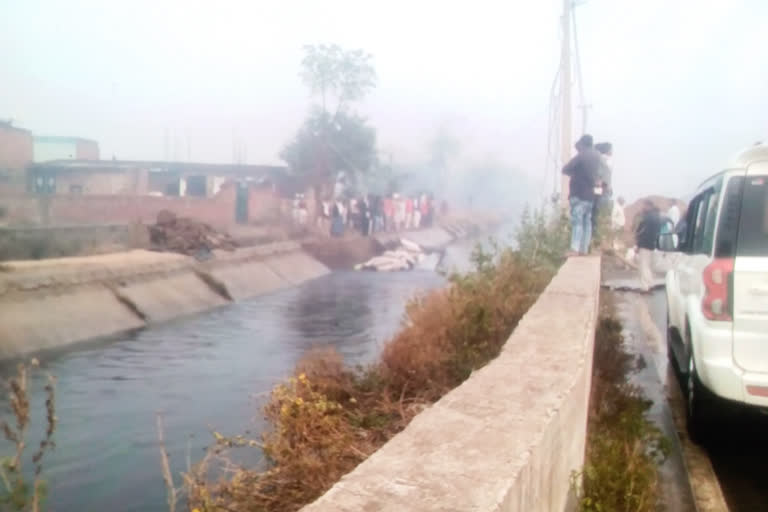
[635,200,662,292]
[562,134,601,255]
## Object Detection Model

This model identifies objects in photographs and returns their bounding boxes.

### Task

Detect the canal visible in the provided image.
[0,239,481,511]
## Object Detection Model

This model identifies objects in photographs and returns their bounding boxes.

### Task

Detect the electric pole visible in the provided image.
[560,0,572,207]
[164,128,170,162]
[579,103,592,134]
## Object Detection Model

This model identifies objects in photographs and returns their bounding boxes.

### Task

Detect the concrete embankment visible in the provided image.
[0,216,498,359]
[301,256,601,512]
[0,243,330,358]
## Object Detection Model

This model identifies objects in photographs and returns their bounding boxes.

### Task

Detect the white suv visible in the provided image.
[663,143,768,442]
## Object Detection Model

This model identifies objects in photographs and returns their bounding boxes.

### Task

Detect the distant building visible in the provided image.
[33,136,100,162]
[27,159,287,196]
[0,121,34,191]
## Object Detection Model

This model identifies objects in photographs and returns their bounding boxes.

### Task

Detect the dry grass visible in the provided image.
[0,360,57,512]
[177,209,565,512]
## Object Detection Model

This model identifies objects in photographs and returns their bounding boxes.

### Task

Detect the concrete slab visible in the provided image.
[116,272,230,323]
[264,252,330,285]
[210,261,288,301]
[0,285,144,358]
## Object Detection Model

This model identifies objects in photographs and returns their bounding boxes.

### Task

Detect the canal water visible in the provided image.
[0,239,485,511]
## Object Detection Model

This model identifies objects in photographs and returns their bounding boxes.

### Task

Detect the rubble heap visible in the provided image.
[149,210,237,256]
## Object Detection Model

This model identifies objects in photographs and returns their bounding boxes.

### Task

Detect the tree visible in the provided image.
[280,110,377,197]
[300,44,376,116]
[282,44,379,203]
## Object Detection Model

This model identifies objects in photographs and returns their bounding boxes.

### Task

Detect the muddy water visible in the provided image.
[0,239,482,512]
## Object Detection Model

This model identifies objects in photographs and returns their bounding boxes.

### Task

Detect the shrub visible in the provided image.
[516,204,570,272]
[0,360,57,512]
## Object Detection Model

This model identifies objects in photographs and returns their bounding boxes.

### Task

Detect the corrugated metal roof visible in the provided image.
[29,159,287,176]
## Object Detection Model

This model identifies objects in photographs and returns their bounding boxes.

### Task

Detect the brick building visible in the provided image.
[33,135,99,162]
[27,159,286,196]
[4,160,297,227]
[0,121,33,192]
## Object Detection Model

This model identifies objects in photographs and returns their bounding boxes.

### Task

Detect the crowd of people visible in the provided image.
[292,192,439,238]
[562,133,685,293]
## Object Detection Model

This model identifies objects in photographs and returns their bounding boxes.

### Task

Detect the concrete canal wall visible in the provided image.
[301,256,601,512]
[0,243,330,358]
[0,218,496,359]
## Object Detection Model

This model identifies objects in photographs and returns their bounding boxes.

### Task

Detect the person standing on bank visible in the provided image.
[611,196,627,250]
[635,200,662,293]
[562,134,601,256]
[359,196,370,236]
[593,142,614,235]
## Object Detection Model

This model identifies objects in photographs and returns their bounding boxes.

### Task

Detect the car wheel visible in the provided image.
[666,311,678,373]
[685,348,717,444]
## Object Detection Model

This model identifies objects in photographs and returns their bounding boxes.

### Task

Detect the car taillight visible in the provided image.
[702,258,734,321]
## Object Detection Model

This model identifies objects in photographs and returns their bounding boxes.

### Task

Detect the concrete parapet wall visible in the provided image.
[0,243,330,358]
[301,256,601,512]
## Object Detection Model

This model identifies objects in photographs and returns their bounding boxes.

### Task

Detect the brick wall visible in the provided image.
[0,195,42,226]
[248,185,282,221]
[0,124,33,172]
[0,185,235,227]
[0,182,291,228]
[76,140,100,160]
[50,185,238,226]
[57,170,142,195]
[0,178,299,228]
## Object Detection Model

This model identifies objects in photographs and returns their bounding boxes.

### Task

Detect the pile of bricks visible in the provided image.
[149,210,237,256]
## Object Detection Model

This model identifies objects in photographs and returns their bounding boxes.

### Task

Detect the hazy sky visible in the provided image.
[1,0,766,201]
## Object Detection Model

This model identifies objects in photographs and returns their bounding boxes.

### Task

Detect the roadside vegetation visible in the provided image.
[574,300,670,512]
[164,205,568,512]
[0,361,57,512]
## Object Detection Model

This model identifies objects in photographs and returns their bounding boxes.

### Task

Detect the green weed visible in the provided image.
[573,304,670,512]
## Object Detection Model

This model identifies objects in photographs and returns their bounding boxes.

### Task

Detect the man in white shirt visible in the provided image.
[611,196,626,250]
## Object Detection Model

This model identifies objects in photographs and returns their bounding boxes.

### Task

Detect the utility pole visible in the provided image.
[164,128,170,162]
[560,0,572,207]
[579,103,592,134]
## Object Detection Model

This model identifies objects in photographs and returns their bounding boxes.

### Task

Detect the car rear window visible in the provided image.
[715,177,741,257]
[715,175,768,257]
[738,176,768,256]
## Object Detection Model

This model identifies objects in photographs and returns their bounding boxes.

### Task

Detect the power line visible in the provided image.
[542,66,561,199]
[544,0,590,203]
[572,4,590,134]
